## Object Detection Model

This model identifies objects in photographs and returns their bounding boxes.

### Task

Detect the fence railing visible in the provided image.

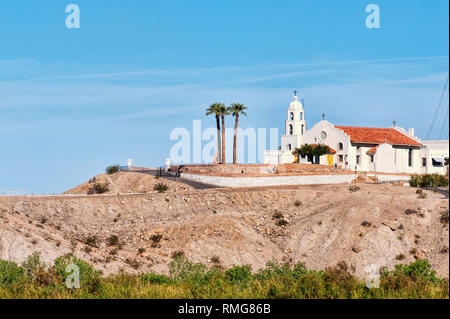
[0,188,27,196]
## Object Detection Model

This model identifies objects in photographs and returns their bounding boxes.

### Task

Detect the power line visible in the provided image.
[438,97,449,140]
[426,74,449,139]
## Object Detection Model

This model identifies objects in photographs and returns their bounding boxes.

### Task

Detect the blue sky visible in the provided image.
[0,0,448,194]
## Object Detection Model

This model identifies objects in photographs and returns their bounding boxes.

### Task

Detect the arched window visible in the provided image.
[300,112,303,120]
[289,112,294,120]
[289,124,293,135]
[287,144,292,150]
[338,143,343,150]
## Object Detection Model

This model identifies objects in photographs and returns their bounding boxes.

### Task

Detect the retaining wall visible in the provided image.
[181,172,357,188]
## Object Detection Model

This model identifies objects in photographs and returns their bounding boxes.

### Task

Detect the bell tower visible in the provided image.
[281,91,307,152]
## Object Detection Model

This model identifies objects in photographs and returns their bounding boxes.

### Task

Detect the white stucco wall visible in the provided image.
[181,173,357,188]
[367,173,411,183]
[263,150,281,164]
[419,140,449,174]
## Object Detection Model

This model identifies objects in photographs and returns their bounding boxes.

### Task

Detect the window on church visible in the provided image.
[408,149,413,167]
[289,125,293,135]
[356,155,360,165]
[300,112,303,120]
[338,155,343,162]
[338,143,343,150]
[287,144,292,150]
[422,158,426,167]
[290,112,294,120]
[301,124,304,135]
[370,155,374,163]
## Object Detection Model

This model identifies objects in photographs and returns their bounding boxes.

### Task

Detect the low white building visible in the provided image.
[264,93,449,175]
[419,140,449,175]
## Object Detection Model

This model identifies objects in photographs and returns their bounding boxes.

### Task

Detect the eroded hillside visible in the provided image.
[1,181,448,278]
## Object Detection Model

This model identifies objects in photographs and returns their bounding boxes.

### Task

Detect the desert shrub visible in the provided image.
[21,252,45,277]
[107,235,119,247]
[169,255,207,282]
[105,165,120,174]
[361,221,371,227]
[396,254,406,261]
[92,182,109,194]
[125,258,140,270]
[138,248,146,254]
[272,210,283,219]
[322,262,359,298]
[294,200,302,207]
[276,219,288,226]
[409,174,422,187]
[141,272,171,285]
[440,210,449,224]
[84,235,98,247]
[210,256,221,264]
[225,265,252,284]
[404,209,417,215]
[416,189,423,194]
[150,234,162,247]
[254,262,293,282]
[0,260,28,286]
[417,192,427,199]
[171,250,185,259]
[154,183,169,193]
[348,185,360,192]
[53,254,101,292]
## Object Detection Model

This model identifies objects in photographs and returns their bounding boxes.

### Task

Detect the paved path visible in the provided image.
[132,168,220,189]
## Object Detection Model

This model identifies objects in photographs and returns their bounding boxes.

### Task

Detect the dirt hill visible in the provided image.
[64,171,193,194]
[0,183,448,278]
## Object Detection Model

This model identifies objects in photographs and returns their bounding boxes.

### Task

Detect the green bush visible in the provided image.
[225,265,252,284]
[0,256,447,299]
[169,255,207,283]
[53,254,101,292]
[0,260,28,286]
[21,252,45,277]
[382,259,439,284]
[105,165,120,174]
[141,272,171,285]
[410,174,449,188]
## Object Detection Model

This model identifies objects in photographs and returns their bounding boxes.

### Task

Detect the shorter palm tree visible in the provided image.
[228,103,248,164]
[206,103,223,164]
[216,104,230,163]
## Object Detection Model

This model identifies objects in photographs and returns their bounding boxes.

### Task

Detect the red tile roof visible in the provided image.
[366,145,378,155]
[335,126,422,146]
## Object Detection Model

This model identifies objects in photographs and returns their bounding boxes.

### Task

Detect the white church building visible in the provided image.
[264,93,449,175]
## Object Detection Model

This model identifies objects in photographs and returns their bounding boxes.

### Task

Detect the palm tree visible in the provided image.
[216,104,230,163]
[206,103,223,164]
[228,103,248,164]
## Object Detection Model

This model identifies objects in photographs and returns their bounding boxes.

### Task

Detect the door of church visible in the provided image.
[327,155,334,166]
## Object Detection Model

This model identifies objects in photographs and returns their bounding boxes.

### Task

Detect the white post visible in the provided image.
[128,159,133,169]
[165,158,171,171]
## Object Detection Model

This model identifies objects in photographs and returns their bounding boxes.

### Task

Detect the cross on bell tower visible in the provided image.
[294,89,297,96]
[321,113,326,120]
[393,120,397,127]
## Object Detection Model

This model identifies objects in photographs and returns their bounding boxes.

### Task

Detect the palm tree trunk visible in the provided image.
[215,115,221,164]
[233,114,239,164]
[221,114,226,164]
